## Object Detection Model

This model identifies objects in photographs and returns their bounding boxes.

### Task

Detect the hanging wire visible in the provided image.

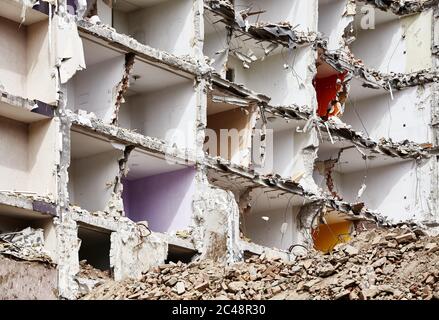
[348,96,370,137]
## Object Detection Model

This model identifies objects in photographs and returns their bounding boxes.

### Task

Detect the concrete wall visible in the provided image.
[206,107,254,166]
[203,20,229,75]
[314,154,433,223]
[343,86,432,144]
[228,47,316,107]
[26,20,57,105]
[318,0,350,50]
[96,0,112,26]
[243,205,301,251]
[113,0,194,56]
[28,119,60,199]
[339,160,432,222]
[0,17,56,104]
[260,126,315,180]
[122,167,196,233]
[119,82,197,150]
[350,10,432,73]
[0,116,28,192]
[69,150,121,213]
[0,117,58,197]
[235,0,318,32]
[112,10,130,35]
[66,56,125,123]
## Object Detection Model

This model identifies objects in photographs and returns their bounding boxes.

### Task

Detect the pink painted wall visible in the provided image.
[122,167,196,233]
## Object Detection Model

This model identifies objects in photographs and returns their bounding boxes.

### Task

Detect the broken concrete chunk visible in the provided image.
[344,245,359,256]
[425,243,438,253]
[227,281,246,293]
[175,282,186,295]
[317,264,336,277]
[371,257,387,268]
[301,259,313,270]
[0,227,52,263]
[394,233,417,244]
[303,278,322,291]
[195,282,210,292]
[166,277,178,287]
[334,290,350,300]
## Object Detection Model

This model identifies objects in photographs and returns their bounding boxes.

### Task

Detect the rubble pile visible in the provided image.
[0,227,52,263]
[77,260,112,281]
[82,227,439,300]
[75,260,112,296]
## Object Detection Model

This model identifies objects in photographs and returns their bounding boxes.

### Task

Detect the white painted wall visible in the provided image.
[26,20,57,104]
[343,86,432,144]
[229,47,316,107]
[339,160,432,222]
[351,19,405,73]
[119,82,197,150]
[33,218,57,258]
[0,117,57,196]
[112,10,130,36]
[318,0,351,50]
[235,0,318,32]
[67,56,125,123]
[0,17,26,97]
[350,10,432,73]
[227,55,247,85]
[314,146,433,223]
[28,119,60,199]
[203,23,229,75]
[243,206,301,251]
[0,116,29,192]
[0,18,56,104]
[96,0,112,26]
[402,10,433,73]
[260,127,315,180]
[114,0,194,56]
[69,150,122,213]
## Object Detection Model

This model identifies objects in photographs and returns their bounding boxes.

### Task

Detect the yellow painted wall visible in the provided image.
[312,221,352,253]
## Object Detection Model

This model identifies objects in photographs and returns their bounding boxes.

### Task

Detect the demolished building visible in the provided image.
[0,0,439,299]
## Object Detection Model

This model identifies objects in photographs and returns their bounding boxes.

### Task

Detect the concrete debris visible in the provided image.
[319,43,439,91]
[263,104,313,122]
[76,20,207,77]
[81,227,439,300]
[0,89,55,113]
[212,75,271,103]
[206,0,317,48]
[77,260,112,280]
[358,0,439,15]
[75,261,111,296]
[321,119,433,160]
[0,227,52,263]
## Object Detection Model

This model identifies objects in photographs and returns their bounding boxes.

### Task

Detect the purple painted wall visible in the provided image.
[122,167,196,233]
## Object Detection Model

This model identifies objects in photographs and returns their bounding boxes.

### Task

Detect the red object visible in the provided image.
[314,73,345,118]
